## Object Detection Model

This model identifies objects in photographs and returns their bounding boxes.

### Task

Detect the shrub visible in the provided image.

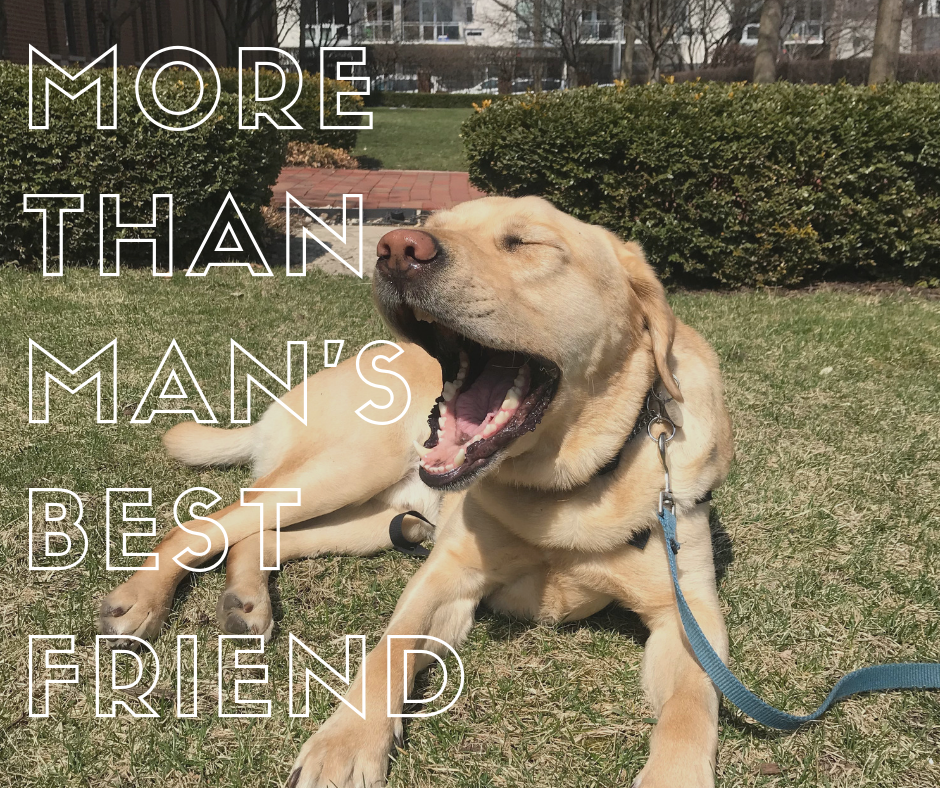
[462,82,940,287]
[675,52,940,86]
[367,92,503,109]
[217,69,361,150]
[0,62,284,268]
[285,141,359,169]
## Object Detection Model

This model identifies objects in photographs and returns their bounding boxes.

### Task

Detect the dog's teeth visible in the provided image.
[456,369,466,382]
[459,351,469,369]
[502,387,521,411]
[413,440,431,458]
[444,463,454,472]
[482,422,498,437]
[440,401,448,417]
[414,308,436,323]
[442,382,457,402]
[494,411,510,426]
[513,375,525,388]
[470,433,482,444]
[453,448,466,467]
[439,415,447,430]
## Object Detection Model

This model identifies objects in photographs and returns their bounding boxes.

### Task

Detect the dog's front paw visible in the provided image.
[286,713,400,788]
[631,752,714,788]
[216,585,274,638]
[98,579,171,646]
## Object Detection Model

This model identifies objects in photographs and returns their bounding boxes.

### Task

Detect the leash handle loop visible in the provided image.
[658,509,940,730]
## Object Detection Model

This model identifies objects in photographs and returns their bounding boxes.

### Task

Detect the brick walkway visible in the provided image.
[271,168,486,212]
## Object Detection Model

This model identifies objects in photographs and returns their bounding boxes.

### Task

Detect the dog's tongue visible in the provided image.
[421,353,529,472]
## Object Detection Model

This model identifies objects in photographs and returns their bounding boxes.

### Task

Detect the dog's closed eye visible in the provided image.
[503,234,525,251]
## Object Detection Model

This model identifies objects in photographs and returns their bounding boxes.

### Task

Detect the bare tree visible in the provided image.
[686,0,756,68]
[207,0,277,66]
[753,0,782,81]
[488,0,616,87]
[633,0,689,79]
[98,0,151,51]
[869,0,903,82]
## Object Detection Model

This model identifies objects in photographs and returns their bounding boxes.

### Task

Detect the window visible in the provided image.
[402,0,462,40]
[364,0,394,40]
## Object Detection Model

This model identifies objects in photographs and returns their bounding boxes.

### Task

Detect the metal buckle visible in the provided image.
[649,377,679,515]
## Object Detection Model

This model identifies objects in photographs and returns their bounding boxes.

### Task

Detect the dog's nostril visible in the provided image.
[376,229,439,266]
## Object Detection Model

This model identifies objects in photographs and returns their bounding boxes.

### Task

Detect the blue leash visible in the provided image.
[657,507,940,730]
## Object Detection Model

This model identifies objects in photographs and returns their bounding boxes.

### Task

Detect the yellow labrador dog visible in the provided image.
[98,196,734,788]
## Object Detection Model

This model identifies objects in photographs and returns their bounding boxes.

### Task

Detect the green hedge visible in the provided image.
[1,62,284,268]
[462,83,940,287]
[218,68,361,150]
[368,92,500,108]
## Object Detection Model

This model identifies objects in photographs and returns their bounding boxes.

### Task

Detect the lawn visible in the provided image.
[1,267,938,788]
[354,107,473,171]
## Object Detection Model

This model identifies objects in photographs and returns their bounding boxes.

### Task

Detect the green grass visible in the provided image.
[0,268,938,788]
[354,108,474,171]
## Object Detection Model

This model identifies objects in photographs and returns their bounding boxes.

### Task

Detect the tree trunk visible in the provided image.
[753,0,782,83]
[869,0,904,83]
[621,0,635,81]
[533,0,543,90]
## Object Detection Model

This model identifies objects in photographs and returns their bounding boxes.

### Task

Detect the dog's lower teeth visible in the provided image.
[413,440,431,458]
[414,308,436,323]
[453,448,466,467]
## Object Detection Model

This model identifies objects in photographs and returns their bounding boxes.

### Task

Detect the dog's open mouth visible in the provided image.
[398,306,560,489]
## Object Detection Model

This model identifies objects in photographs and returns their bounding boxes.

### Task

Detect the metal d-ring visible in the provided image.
[647,414,676,444]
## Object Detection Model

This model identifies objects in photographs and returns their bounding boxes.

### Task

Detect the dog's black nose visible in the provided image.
[376,229,440,280]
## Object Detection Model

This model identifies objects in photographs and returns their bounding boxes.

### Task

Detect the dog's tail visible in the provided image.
[162,422,257,467]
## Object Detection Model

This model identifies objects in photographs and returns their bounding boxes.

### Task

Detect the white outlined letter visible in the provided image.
[105,488,158,571]
[95,636,160,718]
[387,636,465,719]
[240,488,301,571]
[23,194,84,276]
[29,45,117,129]
[355,341,412,426]
[289,634,366,719]
[99,194,173,276]
[239,48,303,129]
[176,635,198,718]
[218,636,270,718]
[320,47,372,130]
[324,340,344,367]
[285,192,363,278]
[28,636,79,717]
[29,338,117,423]
[28,488,88,571]
[230,340,307,425]
[171,487,228,572]
[188,192,271,277]
[135,47,220,131]
[131,339,217,424]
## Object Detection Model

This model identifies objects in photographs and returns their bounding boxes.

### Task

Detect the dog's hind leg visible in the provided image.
[217,501,438,637]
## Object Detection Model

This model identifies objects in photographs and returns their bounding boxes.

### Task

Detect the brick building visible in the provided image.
[1,0,274,67]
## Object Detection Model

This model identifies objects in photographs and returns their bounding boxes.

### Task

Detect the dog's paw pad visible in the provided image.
[97,583,169,645]
[217,589,273,638]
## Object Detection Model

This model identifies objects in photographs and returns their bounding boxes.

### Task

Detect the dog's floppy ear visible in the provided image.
[617,240,682,402]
